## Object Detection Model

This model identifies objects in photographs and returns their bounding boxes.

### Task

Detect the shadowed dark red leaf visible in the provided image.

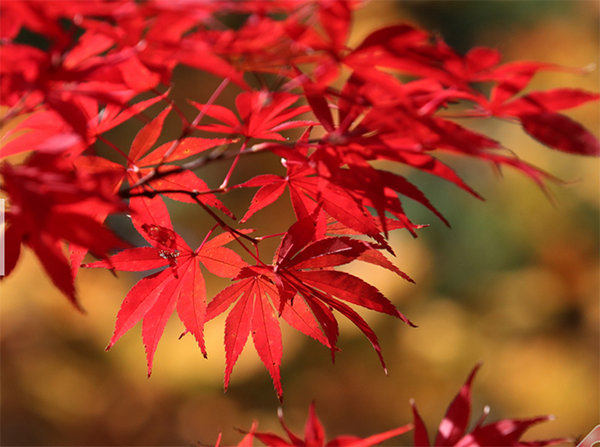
[519,112,600,156]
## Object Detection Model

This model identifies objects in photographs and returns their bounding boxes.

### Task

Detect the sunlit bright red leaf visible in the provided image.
[239,402,412,447]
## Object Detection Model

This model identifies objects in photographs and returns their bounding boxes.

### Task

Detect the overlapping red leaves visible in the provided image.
[1,0,598,400]
[1,152,128,309]
[231,364,567,447]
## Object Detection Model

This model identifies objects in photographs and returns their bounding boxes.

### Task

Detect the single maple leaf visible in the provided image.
[84,224,248,375]
[234,402,413,447]
[410,363,573,447]
[124,105,234,179]
[190,90,314,141]
[205,270,286,400]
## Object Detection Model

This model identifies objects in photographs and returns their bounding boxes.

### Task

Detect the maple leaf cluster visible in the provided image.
[1,0,598,404]
[232,364,569,447]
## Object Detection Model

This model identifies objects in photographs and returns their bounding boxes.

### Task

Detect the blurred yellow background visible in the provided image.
[1,1,598,445]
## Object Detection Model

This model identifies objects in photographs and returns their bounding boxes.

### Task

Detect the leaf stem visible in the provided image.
[219,139,247,189]
[97,134,133,164]
[191,195,269,267]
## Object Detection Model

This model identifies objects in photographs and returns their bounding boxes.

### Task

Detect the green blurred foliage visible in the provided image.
[402,0,577,53]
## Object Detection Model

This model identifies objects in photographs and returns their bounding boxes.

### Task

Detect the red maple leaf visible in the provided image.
[83,224,248,376]
[410,363,572,447]
[232,402,413,447]
[0,36,142,141]
[1,152,128,309]
[0,93,168,159]
[487,88,600,156]
[205,214,414,401]
[236,93,458,241]
[117,106,236,204]
[236,155,392,241]
[295,70,585,212]
[191,90,314,141]
[74,104,236,234]
[2,0,599,415]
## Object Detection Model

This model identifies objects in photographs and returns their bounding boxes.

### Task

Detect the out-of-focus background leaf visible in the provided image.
[1,1,598,445]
